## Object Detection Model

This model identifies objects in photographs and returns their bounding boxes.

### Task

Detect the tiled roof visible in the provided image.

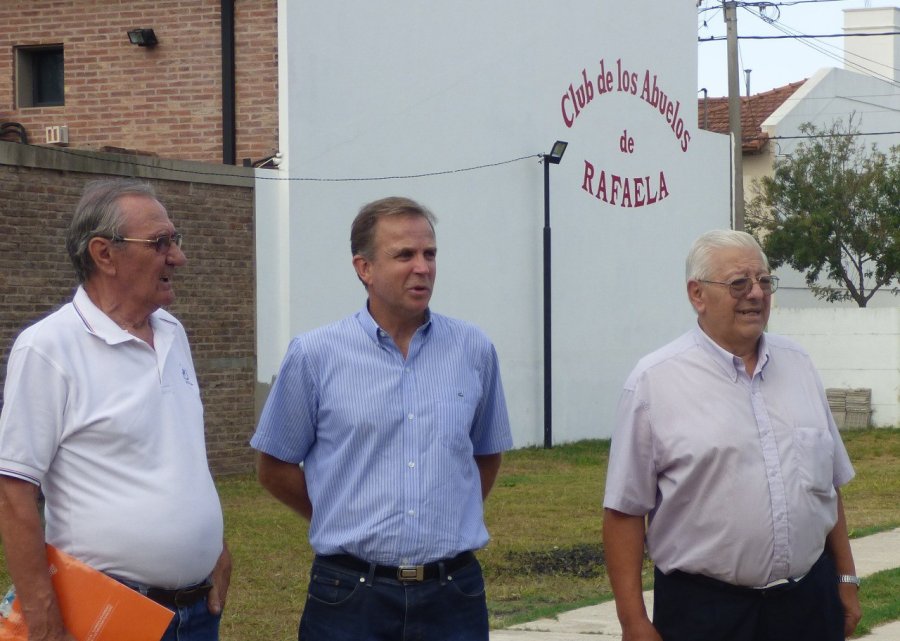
[697,80,806,153]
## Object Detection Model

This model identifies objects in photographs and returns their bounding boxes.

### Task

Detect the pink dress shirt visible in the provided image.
[603,326,854,587]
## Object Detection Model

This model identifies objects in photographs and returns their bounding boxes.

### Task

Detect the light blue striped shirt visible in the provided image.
[251,306,513,565]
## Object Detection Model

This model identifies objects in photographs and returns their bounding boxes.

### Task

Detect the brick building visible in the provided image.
[0,0,278,165]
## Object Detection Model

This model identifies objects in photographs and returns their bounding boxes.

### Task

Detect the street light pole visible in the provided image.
[542,141,567,449]
[543,156,552,450]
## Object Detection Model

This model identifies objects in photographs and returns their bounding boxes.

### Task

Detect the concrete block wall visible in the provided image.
[0,0,277,165]
[768,307,900,427]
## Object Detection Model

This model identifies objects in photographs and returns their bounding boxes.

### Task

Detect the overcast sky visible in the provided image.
[697,0,898,97]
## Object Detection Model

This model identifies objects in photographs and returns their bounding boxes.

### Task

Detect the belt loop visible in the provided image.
[438,561,447,586]
[365,561,377,588]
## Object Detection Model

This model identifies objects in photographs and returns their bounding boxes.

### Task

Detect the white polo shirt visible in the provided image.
[0,287,223,589]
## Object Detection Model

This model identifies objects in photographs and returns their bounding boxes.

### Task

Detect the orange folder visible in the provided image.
[0,545,174,641]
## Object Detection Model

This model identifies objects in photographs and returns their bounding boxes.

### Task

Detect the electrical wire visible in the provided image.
[12,144,543,182]
[6,133,899,186]
[700,0,862,13]
[700,0,900,99]
[750,5,900,87]
[699,30,900,41]
[772,129,900,139]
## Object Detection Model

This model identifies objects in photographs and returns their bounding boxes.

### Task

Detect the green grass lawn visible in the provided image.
[1,428,898,639]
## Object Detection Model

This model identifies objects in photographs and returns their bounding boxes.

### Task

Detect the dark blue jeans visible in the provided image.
[299,555,489,641]
[653,553,844,641]
[159,598,221,641]
[112,577,221,641]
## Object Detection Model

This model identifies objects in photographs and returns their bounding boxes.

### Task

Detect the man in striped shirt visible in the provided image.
[251,196,513,641]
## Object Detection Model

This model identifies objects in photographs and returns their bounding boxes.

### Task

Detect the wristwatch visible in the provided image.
[838,574,861,587]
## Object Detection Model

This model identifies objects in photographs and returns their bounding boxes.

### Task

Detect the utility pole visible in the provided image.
[724,1,745,230]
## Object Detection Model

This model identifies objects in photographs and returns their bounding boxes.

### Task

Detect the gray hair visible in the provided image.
[66,179,159,283]
[350,196,437,260]
[685,229,769,282]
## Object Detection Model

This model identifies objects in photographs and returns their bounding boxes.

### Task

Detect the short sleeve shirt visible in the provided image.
[603,327,854,587]
[0,287,223,588]
[251,307,513,565]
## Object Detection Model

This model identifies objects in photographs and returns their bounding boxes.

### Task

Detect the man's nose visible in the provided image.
[167,243,187,266]
[746,279,765,298]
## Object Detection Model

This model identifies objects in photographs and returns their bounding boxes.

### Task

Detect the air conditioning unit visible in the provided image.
[45,125,69,146]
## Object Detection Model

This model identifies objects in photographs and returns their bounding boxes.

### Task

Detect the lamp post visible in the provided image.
[542,140,567,449]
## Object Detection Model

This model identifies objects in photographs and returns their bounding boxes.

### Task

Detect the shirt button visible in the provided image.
[408,509,416,516]
[408,413,415,420]
[408,461,416,468]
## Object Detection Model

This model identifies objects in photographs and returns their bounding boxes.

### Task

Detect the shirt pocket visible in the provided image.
[793,426,835,494]
[434,384,480,450]
[437,404,477,455]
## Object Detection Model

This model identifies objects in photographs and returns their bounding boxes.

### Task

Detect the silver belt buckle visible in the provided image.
[397,565,425,582]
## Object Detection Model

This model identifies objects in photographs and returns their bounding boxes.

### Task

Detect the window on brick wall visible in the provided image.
[16,45,65,107]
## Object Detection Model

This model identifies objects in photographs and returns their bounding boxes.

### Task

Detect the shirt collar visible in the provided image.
[355,304,433,345]
[72,285,176,346]
[692,323,770,382]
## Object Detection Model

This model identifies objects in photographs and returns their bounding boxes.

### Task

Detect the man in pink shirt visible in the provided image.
[603,230,861,641]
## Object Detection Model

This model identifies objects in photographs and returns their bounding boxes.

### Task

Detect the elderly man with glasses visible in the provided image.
[0,178,230,641]
[603,230,861,641]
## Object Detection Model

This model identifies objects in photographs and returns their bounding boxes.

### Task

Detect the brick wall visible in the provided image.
[0,144,257,475]
[234,1,279,164]
[0,0,278,165]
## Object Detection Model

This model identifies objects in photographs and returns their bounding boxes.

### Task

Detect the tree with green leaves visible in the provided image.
[747,119,900,307]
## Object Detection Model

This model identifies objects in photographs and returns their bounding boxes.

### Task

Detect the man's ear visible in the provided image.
[87,237,118,277]
[352,254,371,288]
[687,279,705,314]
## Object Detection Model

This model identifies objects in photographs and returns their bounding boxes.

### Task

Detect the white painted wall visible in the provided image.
[257,1,732,446]
[768,307,900,427]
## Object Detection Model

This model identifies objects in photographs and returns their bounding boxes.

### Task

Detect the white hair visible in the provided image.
[685,229,769,282]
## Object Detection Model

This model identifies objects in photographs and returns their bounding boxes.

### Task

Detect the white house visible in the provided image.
[255,1,732,446]
[758,7,900,309]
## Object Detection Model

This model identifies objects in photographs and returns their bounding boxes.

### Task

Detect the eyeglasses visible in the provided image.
[111,233,183,254]
[698,275,779,298]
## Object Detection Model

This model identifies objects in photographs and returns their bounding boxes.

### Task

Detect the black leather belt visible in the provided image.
[145,582,213,608]
[666,569,806,596]
[318,551,476,582]
[664,553,823,597]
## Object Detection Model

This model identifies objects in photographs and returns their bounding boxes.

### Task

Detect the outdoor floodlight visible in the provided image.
[545,140,568,165]
[128,29,158,47]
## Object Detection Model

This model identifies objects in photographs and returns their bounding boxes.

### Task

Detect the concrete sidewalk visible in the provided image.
[491,528,900,640]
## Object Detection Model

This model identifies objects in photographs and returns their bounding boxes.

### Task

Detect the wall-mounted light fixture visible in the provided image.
[127,29,158,47]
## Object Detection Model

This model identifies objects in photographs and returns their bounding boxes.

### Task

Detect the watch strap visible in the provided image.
[838,574,860,587]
